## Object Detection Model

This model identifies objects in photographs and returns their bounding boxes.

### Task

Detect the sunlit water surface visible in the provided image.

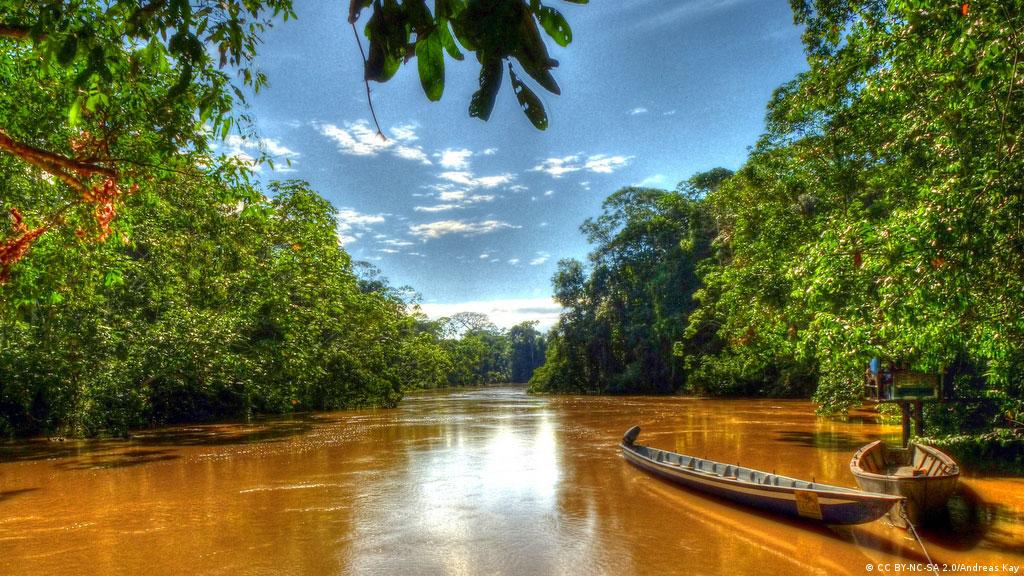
[1,387,1021,575]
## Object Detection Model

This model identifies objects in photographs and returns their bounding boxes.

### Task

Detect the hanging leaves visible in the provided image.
[536,5,571,47]
[509,65,548,130]
[416,29,445,101]
[354,0,582,129]
[470,57,503,121]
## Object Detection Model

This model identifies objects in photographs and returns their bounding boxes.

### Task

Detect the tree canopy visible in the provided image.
[532,0,1023,458]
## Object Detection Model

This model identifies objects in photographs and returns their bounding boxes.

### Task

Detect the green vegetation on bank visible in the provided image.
[0,164,546,437]
[531,0,1023,453]
[0,1,560,437]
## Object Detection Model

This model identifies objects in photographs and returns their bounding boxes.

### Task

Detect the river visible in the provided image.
[0,386,1021,575]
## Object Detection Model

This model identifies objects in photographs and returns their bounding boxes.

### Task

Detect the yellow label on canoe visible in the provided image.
[794,490,823,520]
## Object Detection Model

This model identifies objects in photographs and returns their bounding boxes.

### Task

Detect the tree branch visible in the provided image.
[350,21,386,139]
[0,25,32,41]
[0,129,116,195]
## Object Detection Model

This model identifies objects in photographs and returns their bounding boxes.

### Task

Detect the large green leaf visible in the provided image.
[537,6,571,47]
[416,29,445,101]
[438,20,465,60]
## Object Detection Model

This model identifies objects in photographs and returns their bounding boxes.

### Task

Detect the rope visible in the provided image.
[899,501,940,576]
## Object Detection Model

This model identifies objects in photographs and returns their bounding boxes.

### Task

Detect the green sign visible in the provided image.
[892,372,940,400]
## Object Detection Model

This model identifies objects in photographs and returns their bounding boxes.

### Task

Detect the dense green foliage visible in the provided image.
[0,165,544,437]
[1,174,436,436]
[529,177,722,395]
[0,1,563,437]
[533,0,1023,448]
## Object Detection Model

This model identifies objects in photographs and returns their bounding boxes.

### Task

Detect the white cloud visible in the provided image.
[315,120,423,163]
[337,208,385,227]
[438,190,466,201]
[417,189,496,212]
[261,137,300,158]
[474,175,513,188]
[532,154,632,178]
[585,154,632,174]
[409,219,519,240]
[544,190,555,196]
[419,298,564,331]
[415,203,461,213]
[483,148,498,155]
[220,135,300,173]
[479,253,491,259]
[637,174,666,187]
[438,171,513,188]
[437,171,476,186]
[663,109,677,116]
[508,258,520,265]
[336,207,386,246]
[390,123,419,142]
[395,145,432,165]
[531,155,581,178]
[507,184,529,193]
[381,239,414,247]
[437,148,473,170]
[223,147,260,172]
[529,251,551,266]
[316,121,390,156]
[628,107,649,115]
[379,248,400,254]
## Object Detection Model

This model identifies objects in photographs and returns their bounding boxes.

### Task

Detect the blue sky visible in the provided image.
[234,0,808,328]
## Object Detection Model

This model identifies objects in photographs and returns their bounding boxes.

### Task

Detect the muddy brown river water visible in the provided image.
[0,386,1021,575]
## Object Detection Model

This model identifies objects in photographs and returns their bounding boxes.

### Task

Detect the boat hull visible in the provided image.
[850,441,959,526]
[621,428,901,526]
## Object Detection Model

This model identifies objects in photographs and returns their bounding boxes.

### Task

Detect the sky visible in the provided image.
[235,0,809,329]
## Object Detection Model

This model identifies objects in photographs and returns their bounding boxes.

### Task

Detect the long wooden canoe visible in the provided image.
[620,426,903,525]
[850,440,959,526]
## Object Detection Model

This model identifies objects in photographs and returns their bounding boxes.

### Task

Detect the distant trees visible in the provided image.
[530,173,723,394]
[509,321,546,383]
[437,316,545,386]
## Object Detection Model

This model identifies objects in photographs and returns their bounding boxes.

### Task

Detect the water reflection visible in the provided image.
[0,387,1021,576]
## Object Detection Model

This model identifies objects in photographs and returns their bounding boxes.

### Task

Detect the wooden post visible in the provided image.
[914,400,924,438]
[900,401,911,448]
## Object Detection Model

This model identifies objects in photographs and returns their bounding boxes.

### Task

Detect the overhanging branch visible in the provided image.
[0,25,32,41]
[0,129,117,194]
